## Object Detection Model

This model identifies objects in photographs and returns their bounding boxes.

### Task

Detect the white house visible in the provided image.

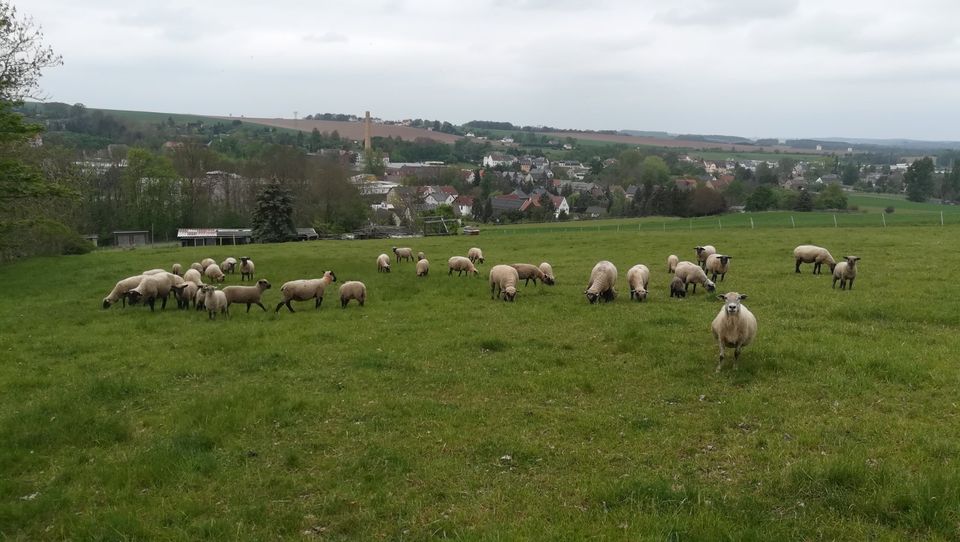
[482,153,518,168]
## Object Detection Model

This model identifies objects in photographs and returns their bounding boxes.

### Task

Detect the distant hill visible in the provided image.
[231,117,461,144]
[812,137,960,151]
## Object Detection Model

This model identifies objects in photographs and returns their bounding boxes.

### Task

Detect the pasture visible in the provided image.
[1,224,959,540]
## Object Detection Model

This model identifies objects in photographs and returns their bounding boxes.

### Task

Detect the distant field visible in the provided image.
[2,223,960,539]
[690,150,826,162]
[92,108,229,127]
[232,117,462,144]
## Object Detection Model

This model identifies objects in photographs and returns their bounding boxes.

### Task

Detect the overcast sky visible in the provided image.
[26,0,960,140]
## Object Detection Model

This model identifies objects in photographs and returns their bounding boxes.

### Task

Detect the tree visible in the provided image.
[904,157,935,202]
[0,2,62,100]
[816,183,848,210]
[745,185,777,211]
[841,163,860,186]
[640,156,670,186]
[794,189,814,212]
[252,182,295,242]
[754,162,778,185]
[688,186,726,216]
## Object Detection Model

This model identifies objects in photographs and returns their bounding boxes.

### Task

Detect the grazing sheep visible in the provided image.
[239,257,255,281]
[200,285,228,320]
[584,260,618,304]
[510,263,554,286]
[392,246,414,263]
[832,256,861,290]
[377,253,391,273]
[489,264,519,301]
[190,262,203,273]
[711,292,758,372]
[200,258,216,272]
[705,254,733,282]
[448,256,479,276]
[102,275,145,309]
[675,261,717,294]
[626,264,650,301]
[126,275,163,312]
[183,268,203,285]
[204,263,226,283]
[539,262,555,284]
[794,245,836,275]
[417,251,425,261]
[467,247,485,264]
[125,272,182,310]
[695,246,717,269]
[416,258,430,277]
[172,263,182,276]
[339,281,367,308]
[142,268,166,275]
[670,276,686,298]
[221,257,237,274]
[667,254,679,274]
[223,279,272,312]
[275,271,337,312]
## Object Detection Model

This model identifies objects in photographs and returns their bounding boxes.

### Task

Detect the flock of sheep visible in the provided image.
[101,242,860,372]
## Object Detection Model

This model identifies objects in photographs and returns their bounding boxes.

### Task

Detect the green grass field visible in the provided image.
[2,223,960,539]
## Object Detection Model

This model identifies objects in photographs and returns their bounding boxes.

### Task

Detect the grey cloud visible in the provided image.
[657,0,798,25]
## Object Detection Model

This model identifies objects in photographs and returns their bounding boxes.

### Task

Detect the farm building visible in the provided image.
[113,230,150,247]
[177,228,253,247]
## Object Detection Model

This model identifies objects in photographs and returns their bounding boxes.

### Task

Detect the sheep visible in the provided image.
[510,263,555,286]
[467,247,485,264]
[223,279,272,312]
[416,258,430,277]
[102,275,145,308]
[221,257,238,274]
[832,256,861,290]
[695,246,717,269]
[172,263,182,276]
[339,281,367,308]
[667,254,679,274]
[142,268,166,275]
[125,275,163,312]
[489,265,520,301]
[448,256,479,276]
[275,271,337,312]
[200,284,228,320]
[705,254,733,282]
[125,272,182,310]
[711,292,758,372]
[626,264,650,301]
[794,245,836,275]
[239,257,255,281]
[669,276,686,298]
[204,263,226,283]
[171,280,201,310]
[584,260,617,304]
[183,268,203,285]
[392,246,414,263]
[539,262,555,284]
[190,262,203,273]
[417,251,425,261]
[200,258,216,272]
[195,283,208,311]
[377,253,391,273]
[675,261,717,294]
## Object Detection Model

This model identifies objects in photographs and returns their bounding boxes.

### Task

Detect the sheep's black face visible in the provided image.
[705,281,717,293]
[585,291,599,304]
[543,276,555,286]
[828,263,837,272]
[258,279,271,289]
[102,299,112,309]
[329,271,337,282]
[504,288,517,302]
[720,256,731,265]
[127,291,143,305]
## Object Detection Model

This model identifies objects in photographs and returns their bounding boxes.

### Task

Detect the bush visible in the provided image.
[0,219,92,263]
[885,206,895,214]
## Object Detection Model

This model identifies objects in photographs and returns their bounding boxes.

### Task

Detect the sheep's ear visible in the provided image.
[716,295,725,300]
[739,294,748,300]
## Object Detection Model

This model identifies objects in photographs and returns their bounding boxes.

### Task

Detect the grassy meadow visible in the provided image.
[2,223,960,539]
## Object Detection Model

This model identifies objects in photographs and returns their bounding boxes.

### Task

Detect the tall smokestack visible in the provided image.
[364,111,372,152]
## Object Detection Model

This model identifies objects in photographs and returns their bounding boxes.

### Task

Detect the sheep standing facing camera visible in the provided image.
[711,292,757,372]
[832,256,861,290]
[239,257,255,281]
[705,254,732,282]
[200,285,228,320]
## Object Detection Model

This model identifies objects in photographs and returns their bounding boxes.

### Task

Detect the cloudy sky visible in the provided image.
[26,0,960,140]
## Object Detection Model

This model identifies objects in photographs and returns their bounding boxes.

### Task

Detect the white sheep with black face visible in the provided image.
[705,254,733,282]
[711,292,757,373]
[695,245,717,269]
[832,256,861,290]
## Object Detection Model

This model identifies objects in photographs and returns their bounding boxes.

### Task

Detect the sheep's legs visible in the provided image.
[315,298,322,310]
[848,277,854,290]
[733,346,742,370]
[275,301,292,313]
[796,260,802,273]
[715,342,725,373]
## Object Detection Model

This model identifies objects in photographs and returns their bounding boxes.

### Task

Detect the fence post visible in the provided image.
[881,213,886,227]
[718,218,722,230]
[791,216,795,228]
[942,211,945,226]
[750,217,754,229]
[833,214,838,228]
[689,219,693,230]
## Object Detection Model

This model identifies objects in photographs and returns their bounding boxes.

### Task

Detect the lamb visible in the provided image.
[695,245,717,269]
[675,261,717,294]
[392,246,414,263]
[489,264,520,301]
[832,256,861,290]
[669,276,686,298]
[510,263,555,286]
[705,254,733,282]
[239,257,255,281]
[171,281,201,310]
[183,268,203,285]
[200,258,216,272]
[584,260,617,304]
[190,262,203,273]
[102,275,145,308]
[667,254,679,274]
[195,284,208,311]
[448,256,479,276]
[275,271,337,312]
[339,281,367,308]
[711,292,758,372]
[222,279,272,312]
[539,262,555,284]
[794,245,836,275]
[221,257,238,274]
[377,253,391,273]
[125,275,163,312]
[172,263,182,276]
[467,247,485,264]
[200,284,228,320]
[416,258,430,277]
[204,263,226,283]
[626,264,650,301]
[417,251,425,261]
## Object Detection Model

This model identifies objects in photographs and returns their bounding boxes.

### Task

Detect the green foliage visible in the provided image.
[687,186,726,216]
[795,189,814,212]
[905,158,935,202]
[746,185,777,211]
[251,182,295,242]
[841,162,860,186]
[817,184,848,210]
